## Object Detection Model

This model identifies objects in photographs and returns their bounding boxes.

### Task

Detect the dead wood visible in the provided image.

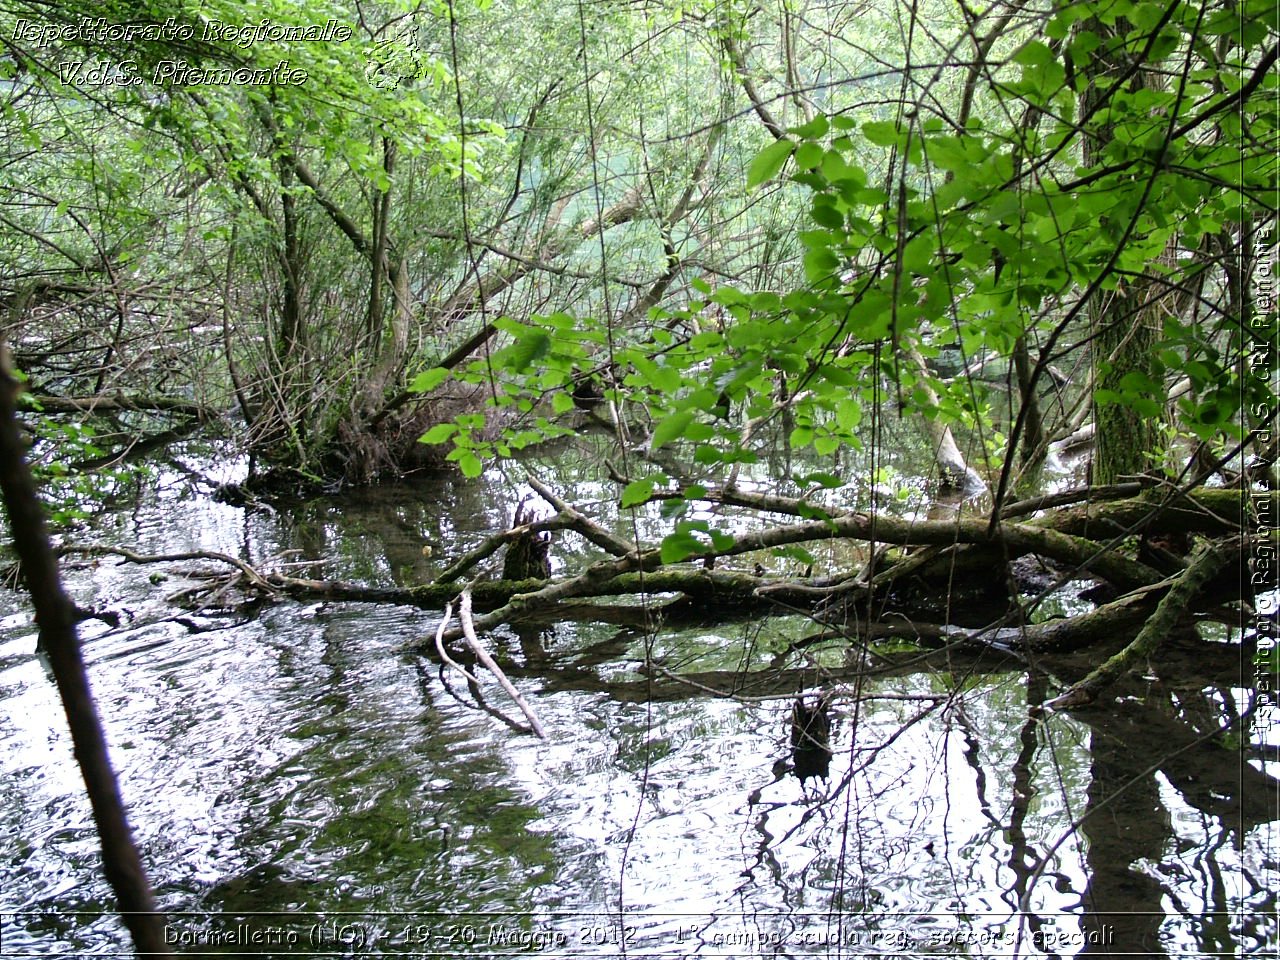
[437,474,634,584]
[458,589,546,738]
[1046,537,1241,709]
[60,482,1264,666]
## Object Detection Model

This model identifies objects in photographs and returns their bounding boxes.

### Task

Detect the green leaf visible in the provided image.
[772,544,816,565]
[409,367,450,393]
[1014,40,1055,68]
[652,410,695,449]
[789,115,829,139]
[862,121,900,147]
[814,434,840,455]
[419,422,457,445]
[504,327,551,372]
[804,248,841,283]
[708,529,735,551]
[810,201,844,229]
[835,398,863,431]
[747,139,795,189]
[796,471,843,489]
[795,141,824,171]
[660,530,705,564]
[458,452,484,477]
[620,478,656,508]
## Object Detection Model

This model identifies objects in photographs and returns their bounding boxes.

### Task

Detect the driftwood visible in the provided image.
[43,511,1275,831]
[433,597,547,739]
[457,590,546,738]
[432,601,482,686]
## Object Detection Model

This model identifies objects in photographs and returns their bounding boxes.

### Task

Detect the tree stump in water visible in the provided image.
[502,501,552,581]
[791,695,833,782]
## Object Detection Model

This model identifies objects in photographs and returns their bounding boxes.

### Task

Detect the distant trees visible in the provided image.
[1,0,1274,498]
[426,0,1278,517]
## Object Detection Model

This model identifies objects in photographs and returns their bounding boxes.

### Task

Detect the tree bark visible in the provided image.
[1080,15,1165,483]
[0,347,169,956]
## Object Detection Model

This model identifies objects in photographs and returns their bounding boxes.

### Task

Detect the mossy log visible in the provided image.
[62,485,1267,659]
[1046,537,1240,709]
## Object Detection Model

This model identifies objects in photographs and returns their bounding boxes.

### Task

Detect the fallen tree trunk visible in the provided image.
[63,479,1265,651]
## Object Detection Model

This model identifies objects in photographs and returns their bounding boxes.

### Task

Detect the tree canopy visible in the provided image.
[2,0,1276,597]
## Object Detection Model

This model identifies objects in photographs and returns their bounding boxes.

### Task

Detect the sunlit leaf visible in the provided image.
[652,410,695,450]
[747,139,795,189]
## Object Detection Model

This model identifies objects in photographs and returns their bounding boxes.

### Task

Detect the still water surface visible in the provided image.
[0,446,1276,957]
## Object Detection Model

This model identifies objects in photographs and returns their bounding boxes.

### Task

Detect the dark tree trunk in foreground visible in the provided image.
[0,345,169,956]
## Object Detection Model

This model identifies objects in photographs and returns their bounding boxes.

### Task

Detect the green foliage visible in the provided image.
[746,139,795,189]
[427,0,1275,503]
[24,413,152,527]
[0,0,1271,494]
[659,521,734,564]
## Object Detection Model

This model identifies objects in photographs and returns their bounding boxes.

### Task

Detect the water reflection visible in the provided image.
[0,443,1275,957]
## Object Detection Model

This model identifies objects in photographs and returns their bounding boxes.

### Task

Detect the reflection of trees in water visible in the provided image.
[190,478,1274,956]
[712,663,1276,957]
[1071,682,1276,957]
[1077,709,1172,956]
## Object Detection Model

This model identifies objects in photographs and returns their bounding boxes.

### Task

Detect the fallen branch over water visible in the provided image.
[56,481,1265,656]
[23,392,217,420]
[458,589,547,738]
[1046,537,1241,709]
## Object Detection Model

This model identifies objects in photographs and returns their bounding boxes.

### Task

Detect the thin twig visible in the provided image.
[433,601,482,686]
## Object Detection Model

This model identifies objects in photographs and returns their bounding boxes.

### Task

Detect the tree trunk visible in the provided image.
[0,347,169,956]
[1080,16,1165,483]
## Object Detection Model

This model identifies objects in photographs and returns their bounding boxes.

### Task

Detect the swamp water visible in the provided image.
[0,442,1276,957]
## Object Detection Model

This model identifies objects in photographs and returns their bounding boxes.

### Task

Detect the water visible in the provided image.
[0,442,1276,957]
